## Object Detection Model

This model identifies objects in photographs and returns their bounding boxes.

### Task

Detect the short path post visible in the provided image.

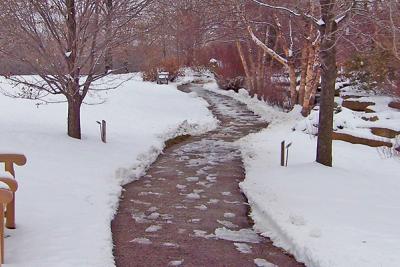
[285,142,292,167]
[97,120,107,143]
[101,120,107,143]
[281,141,285,166]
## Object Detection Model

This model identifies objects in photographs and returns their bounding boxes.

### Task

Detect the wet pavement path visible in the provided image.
[112,85,304,267]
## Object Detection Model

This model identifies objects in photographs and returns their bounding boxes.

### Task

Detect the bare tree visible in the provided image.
[240,0,359,166]
[0,0,151,139]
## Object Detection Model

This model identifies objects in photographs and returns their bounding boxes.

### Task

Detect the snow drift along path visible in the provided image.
[203,82,400,267]
[0,75,217,267]
[112,84,303,267]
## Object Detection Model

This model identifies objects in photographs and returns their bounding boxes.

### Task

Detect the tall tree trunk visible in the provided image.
[288,60,297,106]
[105,0,113,73]
[67,95,82,139]
[316,0,337,167]
[302,45,316,115]
[65,0,82,140]
[298,46,310,106]
[236,40,254,92]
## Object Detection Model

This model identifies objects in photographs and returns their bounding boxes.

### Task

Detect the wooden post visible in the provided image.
[101,120,107,143]
[281,141,285,166]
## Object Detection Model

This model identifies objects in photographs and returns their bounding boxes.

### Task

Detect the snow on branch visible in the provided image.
[247,26,288,67]
[251,0,301,16]
[251,0,319,25]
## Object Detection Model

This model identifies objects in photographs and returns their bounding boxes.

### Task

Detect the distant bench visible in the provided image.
[157,72,170,85]
[0,154,27,264]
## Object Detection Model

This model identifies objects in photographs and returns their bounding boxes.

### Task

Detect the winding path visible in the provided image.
[112,85,303,267]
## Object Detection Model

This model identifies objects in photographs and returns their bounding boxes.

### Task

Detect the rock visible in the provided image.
[370,128,400,139]
[341,95,363,100]
[342,100,375,112]
[388,101,400,110]
[332,132,393,148]
[361,116,379,122]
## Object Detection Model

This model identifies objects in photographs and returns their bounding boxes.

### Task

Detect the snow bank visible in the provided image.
[205,83,400,267]
[0,74,217,266]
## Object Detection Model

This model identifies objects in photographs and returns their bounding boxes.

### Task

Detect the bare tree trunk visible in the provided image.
[67,94,82,139]
[298,46,309,106]
[105,0,113,73]
[316,0,337,167]
[302,45,316,115]
[309,68,321,106]
[236,40,254,92]
[66,0,82,140]
[288,60,297,106]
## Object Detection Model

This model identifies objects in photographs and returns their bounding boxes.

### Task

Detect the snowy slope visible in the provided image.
[204,82,400,267]
[0,74,217,266]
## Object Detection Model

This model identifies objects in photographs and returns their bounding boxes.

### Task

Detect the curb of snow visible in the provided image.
[110,86,218,219]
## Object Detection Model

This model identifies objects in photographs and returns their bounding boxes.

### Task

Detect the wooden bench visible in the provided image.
[156,72,169,85]
[0,154,26,264]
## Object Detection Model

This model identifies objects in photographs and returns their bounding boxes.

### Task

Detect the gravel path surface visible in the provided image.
[112,85,304,267]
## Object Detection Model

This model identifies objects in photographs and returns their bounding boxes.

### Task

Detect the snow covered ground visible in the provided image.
[204,81,400,267]
[0,74,217,266]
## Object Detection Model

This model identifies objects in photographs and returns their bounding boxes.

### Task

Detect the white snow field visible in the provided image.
[203,81,400,267]
[0,74,217,266]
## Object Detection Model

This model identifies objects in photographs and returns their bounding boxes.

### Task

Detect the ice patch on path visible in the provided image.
[193,189,204,194]
[186,193,201,200]
[234,243,252,254]
[145,225,162,233]
[163,242,180,248]
[131,200,151,206]
[221,191,232,196]
[208,199,220,204]
[214,228,261,243]
[217,220,239,229]
[132,212,150,223]
[148,207,159,212]
[195,205,208,210]
[193,230,215,239]
[168,259,184,266]
[130,238,152,245]
[224,212,236,218]
[254,258,277,267]
[186,177,199,182]
[147,212,160,220]
[176,184,187,190]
